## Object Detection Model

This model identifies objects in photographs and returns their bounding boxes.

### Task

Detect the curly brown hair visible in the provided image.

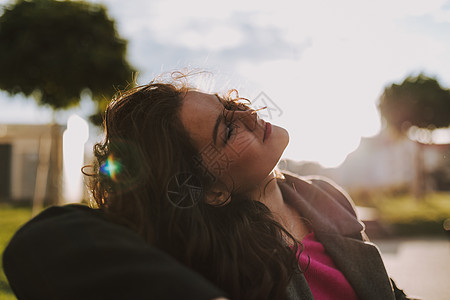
[87,75,299,300]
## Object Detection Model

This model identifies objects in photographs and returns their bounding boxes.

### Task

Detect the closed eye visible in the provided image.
[225,122,235,143]
[224,110,238,144]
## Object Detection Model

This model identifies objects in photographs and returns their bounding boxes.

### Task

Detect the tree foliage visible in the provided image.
[378,74,450,133]
[0,0,135,111]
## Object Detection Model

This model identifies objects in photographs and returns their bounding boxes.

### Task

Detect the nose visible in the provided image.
[235,109,258,131]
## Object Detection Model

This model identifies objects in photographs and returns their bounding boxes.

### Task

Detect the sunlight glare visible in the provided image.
[63,115,89,203]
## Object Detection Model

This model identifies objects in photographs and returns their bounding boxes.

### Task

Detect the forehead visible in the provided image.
[181,91,222,116]
[179,91,222,146]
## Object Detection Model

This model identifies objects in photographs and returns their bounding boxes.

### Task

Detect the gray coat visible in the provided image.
[279,173,409,300]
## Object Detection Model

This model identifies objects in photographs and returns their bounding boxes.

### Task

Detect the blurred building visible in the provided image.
[280,130,450,192]
[0,124,64,204]
[332,131,416,189]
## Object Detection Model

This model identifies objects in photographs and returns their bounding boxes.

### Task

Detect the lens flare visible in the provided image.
[100,155,122,181]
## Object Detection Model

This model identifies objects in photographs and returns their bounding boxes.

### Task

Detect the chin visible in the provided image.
[269,125,289,167]
[273,125,289,149]
[282,128,290,147]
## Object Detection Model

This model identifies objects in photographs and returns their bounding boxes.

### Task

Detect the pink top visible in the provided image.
[296,232,359,300]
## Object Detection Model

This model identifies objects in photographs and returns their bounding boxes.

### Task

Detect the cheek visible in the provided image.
[228,131,263,166]
[208,127,288,189]
[228,143,269,185]
[203,142,261,186]
[230,131,260,156]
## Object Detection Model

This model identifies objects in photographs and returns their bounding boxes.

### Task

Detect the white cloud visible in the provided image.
[237,55,383,167]
[2,0,450,166]
[166,24,244,51]
[232,0,450,166]
[433,5,450,23]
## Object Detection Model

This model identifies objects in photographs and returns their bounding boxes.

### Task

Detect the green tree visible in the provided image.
[378,74,450,197]
[0,0,135,209]
[0,0,135,113]
[379,74,450,134]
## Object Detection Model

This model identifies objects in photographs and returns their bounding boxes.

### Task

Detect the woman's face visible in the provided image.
[179,91,289,194]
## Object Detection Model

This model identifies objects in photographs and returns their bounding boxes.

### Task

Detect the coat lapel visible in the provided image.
[279,173,365,236]
[279,173,395,300]
[317,232,395,300]
[286,271,315,300]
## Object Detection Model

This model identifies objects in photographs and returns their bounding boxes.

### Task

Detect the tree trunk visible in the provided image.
[412,142,425,200]
[32,132,52,216]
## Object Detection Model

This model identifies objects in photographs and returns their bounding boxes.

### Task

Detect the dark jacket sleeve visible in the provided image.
[2,204,226,300]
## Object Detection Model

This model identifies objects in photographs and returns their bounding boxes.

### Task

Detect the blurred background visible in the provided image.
[0,0,449,299]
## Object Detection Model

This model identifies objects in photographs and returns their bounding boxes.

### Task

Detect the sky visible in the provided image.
[1,0,450,167]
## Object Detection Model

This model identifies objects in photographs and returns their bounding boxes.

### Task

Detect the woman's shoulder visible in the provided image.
[280,170,342,188]
[280,171,356,214]
[3,204,226,300]
[25,203,102,223]
[13,204,130,241]
[3,204,149,264]
[278,171,364,237]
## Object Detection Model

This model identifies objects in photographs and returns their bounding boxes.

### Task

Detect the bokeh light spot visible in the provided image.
[100,155,122,181]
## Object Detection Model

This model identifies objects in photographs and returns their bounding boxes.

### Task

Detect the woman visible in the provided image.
[3,74,412,300]
[87,74,411,300]
[90,80,299,299]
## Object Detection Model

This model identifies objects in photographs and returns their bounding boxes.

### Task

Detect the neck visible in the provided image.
[247,170,310,241]
[248,170,285,215]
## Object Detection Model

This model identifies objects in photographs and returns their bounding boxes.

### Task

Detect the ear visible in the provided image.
[205,188,231,206]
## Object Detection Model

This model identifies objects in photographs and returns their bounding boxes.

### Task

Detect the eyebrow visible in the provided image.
[213,114,223,145]
[213,95,224,145]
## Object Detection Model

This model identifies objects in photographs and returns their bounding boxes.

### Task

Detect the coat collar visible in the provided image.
[278,173,364,237]
[318,232,395,300]
[278,173,395,300]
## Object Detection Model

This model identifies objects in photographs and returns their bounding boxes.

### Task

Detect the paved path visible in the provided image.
[373,237,450,300]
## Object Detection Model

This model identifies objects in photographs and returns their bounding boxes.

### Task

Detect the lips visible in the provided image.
[263,122,272,142]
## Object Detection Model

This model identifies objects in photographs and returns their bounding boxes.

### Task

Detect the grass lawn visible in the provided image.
[352,190,450,236]
[0,204,33,300]
[377,192,450,235]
